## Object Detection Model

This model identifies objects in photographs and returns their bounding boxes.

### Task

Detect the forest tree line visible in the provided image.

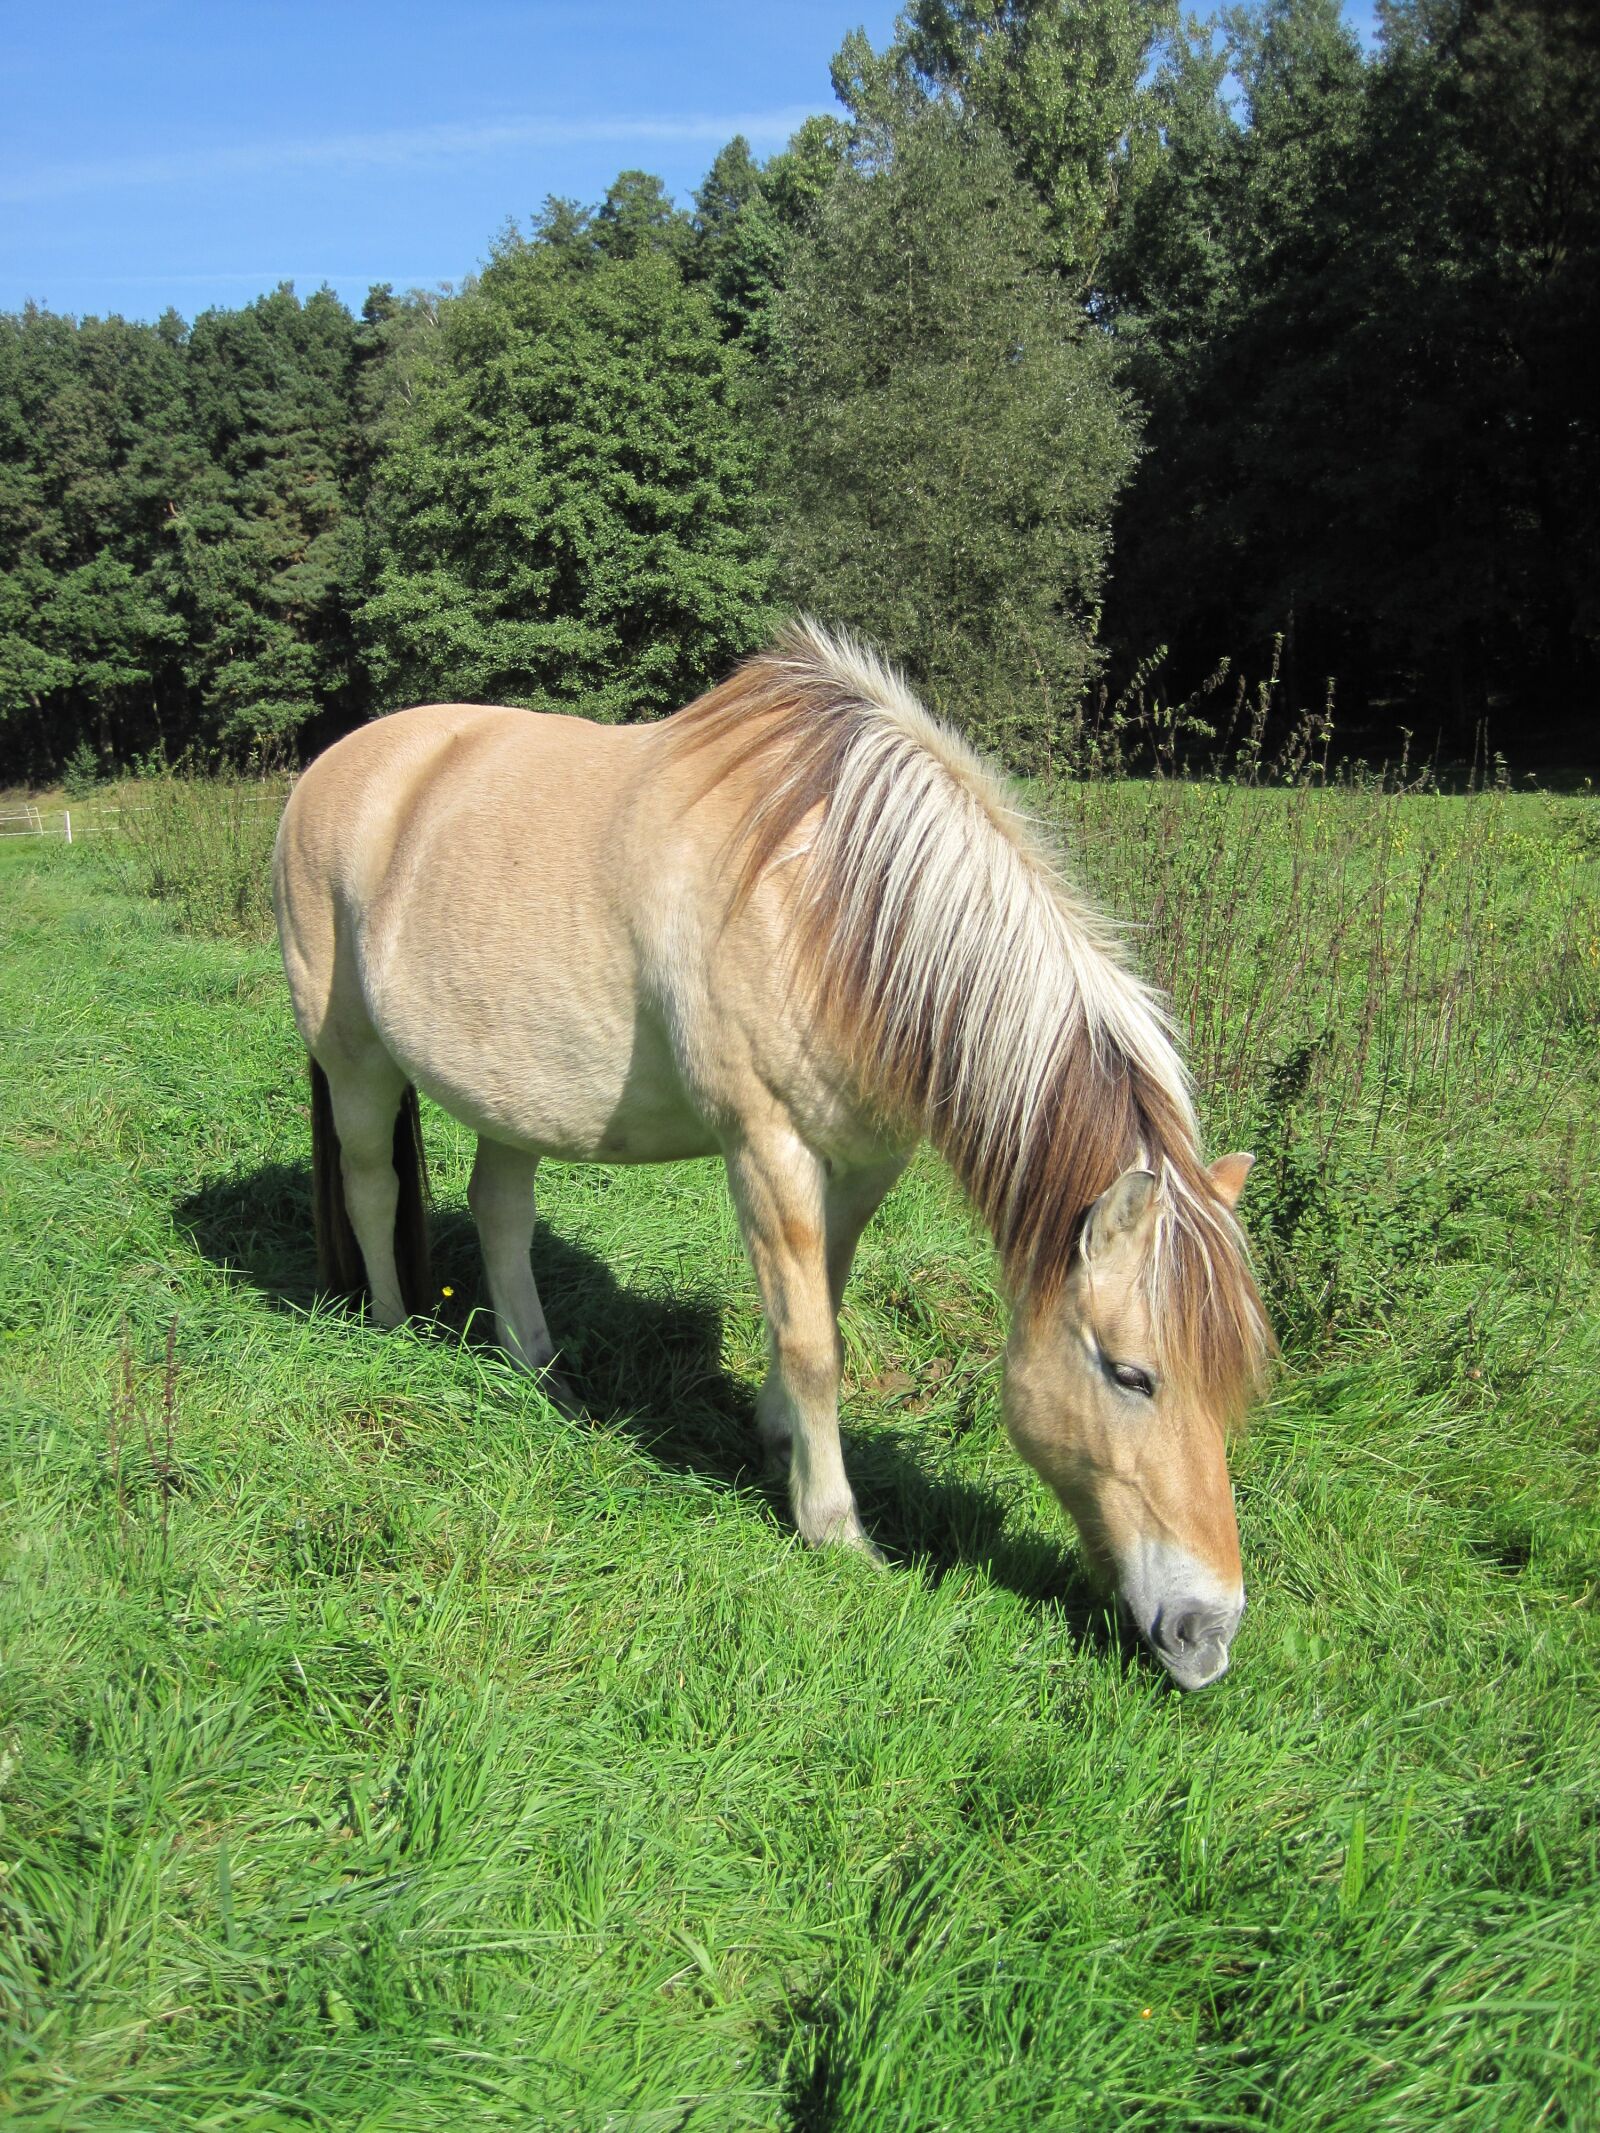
[2,0,1594,782]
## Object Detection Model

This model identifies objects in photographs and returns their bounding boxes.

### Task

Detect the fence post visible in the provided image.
[64,810,72,845]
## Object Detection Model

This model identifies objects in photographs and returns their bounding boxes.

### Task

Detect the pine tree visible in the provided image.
[691,138,788,349]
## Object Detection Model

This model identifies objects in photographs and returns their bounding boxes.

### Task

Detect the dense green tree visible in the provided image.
[0,284,366,775]
[1100,0,1599,743]
[768,107,1136,763]
[832,0,1174,283]
[592,171,694,266]
[0,306,189,773]
[530,196,596,269]
[356,236,772,718]
[175,284,362,750]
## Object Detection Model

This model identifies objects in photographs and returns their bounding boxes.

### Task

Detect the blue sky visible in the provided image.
[2,0,1380,324]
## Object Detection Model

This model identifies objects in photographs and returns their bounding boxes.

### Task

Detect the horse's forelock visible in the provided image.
[1144,1160,1273,1432]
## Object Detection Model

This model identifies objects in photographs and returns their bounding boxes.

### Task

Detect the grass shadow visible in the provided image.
[175,1162,1115,1648]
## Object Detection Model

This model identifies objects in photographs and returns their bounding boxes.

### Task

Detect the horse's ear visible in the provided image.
[1209,1152,1255,1209]
[1082,1168,1159,1261]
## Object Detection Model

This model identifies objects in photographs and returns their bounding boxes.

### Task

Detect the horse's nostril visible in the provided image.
[1134,1571,1244,1689]
[1160,1605,1231,1657]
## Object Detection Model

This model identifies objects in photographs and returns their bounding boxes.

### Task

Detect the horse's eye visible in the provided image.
[1110,1362,1156,1398]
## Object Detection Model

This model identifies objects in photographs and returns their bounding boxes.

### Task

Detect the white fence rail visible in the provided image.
[0,803,76,841]
[0,792,287,843]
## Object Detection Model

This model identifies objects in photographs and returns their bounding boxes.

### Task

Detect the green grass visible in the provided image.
[2,778,1598,2130]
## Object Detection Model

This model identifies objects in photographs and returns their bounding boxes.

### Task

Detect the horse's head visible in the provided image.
[1002,1152,1265,1690]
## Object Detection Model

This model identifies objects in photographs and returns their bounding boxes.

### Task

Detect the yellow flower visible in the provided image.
[441,1285,454,1298]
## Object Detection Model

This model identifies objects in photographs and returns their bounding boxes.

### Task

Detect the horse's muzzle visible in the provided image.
[1119,1549,1245,1691]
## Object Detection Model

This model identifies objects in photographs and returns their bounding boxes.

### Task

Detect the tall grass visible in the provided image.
[104,770,288,937]
[1066,780,1599,1347]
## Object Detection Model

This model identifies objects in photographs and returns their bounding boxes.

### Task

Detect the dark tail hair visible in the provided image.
[309,1057,433,1317]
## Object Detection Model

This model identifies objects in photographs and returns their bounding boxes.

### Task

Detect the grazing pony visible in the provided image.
[274,623,1270,1688]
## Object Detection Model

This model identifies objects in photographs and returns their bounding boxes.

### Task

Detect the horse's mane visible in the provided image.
[664,620,1270,1421]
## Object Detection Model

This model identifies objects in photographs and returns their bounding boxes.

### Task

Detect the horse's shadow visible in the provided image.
[176,1161,1118,1647]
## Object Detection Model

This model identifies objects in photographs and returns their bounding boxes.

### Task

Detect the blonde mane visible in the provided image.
[666,621,1271,1420]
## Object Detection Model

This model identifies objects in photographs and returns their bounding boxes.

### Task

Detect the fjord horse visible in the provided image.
[274,624,1269,1688]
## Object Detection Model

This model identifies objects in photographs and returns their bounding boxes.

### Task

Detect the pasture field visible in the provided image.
[2,776,1598,2129]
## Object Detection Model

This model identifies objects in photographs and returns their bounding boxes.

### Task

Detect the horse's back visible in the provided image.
[279,701,639,889]
[281,699,645,925]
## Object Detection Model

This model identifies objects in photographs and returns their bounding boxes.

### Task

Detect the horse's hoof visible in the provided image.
[804,1513,886,1565]
[506,1346,581,1416]
[536,1365,582,1417]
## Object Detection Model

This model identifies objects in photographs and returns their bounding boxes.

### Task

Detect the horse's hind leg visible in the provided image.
[725,1132,876,1556]
[323,1049,410,1329]
[467,1137,559,1377]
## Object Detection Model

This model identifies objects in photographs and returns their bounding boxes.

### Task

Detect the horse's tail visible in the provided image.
[309,1058,433,1317]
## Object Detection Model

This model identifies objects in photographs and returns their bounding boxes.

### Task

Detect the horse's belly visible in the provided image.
[375,955,721,1165]
[416,1061,721,1164]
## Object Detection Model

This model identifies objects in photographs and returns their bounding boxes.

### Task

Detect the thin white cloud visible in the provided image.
[0,107,820,206]
[40,272,439,290]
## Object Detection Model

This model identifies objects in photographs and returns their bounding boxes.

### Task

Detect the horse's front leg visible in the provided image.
[724,1132,877,1558]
